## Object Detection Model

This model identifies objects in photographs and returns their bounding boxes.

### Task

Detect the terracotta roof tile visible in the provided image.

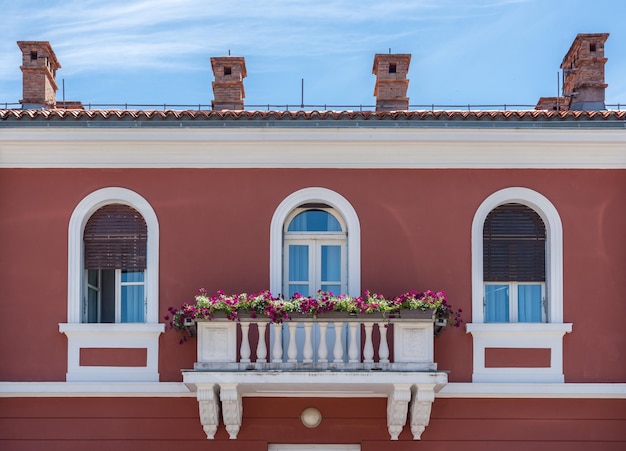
[1,108,625,126]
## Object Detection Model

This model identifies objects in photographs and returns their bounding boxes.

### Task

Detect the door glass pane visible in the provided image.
[288,210,342,232]
[289,284,309,297]
[321,284,341,294]
[518,284,542,322]
[121,284,144,322]
[289,245,309,282]
[485,284,509,322]
[321,245,341,282]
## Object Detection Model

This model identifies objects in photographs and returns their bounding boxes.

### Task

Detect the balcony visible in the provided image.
[182,314,448,440]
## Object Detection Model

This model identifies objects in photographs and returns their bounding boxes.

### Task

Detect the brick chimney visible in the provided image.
[17,41,61,109]
[210,56,246,110]
[560,33,609,111]
[372,53,411,112]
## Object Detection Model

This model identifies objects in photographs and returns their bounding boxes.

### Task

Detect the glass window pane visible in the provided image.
[289,245,309,282]
[122,270,144,283]
[288,210,342,232]
[289,284,309,298]
[518,284,542,322]
[121,285,144,322]
[485,284,509,322]
[321,245,341,282]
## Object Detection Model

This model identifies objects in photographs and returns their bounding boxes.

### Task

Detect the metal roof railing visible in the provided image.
[1,102,624,111]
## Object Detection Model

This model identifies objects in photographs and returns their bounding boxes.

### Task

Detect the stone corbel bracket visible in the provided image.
[196,383,243,440]
[196,383,220,439]
[409,384,436,440]
[387,384,412,440]
[387,383,437,440]
[220,383,243,439]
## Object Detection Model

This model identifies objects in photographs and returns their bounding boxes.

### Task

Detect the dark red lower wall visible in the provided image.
[1,397,624,450]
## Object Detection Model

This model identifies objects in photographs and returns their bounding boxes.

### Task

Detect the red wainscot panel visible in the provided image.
[485,347,551,368]
[79,348,148,367]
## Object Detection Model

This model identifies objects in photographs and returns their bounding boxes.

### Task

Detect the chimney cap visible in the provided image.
[560,33,609,69]
[210,56,247,78]
[372,53,411,73]
[17,41,61,70]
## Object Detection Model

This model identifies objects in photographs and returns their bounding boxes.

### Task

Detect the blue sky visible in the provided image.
[1,0,625,109]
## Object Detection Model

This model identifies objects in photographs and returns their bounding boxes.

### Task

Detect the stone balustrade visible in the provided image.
[194,312,437,372]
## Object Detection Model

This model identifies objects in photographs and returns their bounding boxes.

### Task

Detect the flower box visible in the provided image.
[395,308,436,321]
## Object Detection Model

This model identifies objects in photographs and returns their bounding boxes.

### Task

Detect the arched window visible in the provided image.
[283,206,347,297]
[483,203,546,323]
[471,187,563,324]
[270,187,360,297]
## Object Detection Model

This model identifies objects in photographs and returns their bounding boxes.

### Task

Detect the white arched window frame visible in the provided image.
[59,187,163,382]
[466,187,572,383]
[270,187,361,297]
[472,187,563,323]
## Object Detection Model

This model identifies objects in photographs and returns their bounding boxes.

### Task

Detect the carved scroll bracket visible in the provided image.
[196,383,220,439]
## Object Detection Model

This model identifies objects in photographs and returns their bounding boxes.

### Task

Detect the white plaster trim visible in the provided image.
[2,128,625,168]
[1,381,623,399]
[466,323,572,383]
[59,323,164,382]
[67,187,160,323]
[270,187,361,296]
[437,382,626,398]
[0,382,193,397]
[471,187,564,323]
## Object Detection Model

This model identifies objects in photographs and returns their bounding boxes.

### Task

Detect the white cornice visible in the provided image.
[1,128,624,168]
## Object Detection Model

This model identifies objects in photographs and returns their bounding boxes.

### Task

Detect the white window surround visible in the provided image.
[60,187,164,382]
[270,187,361,296]
[466,187,572,383]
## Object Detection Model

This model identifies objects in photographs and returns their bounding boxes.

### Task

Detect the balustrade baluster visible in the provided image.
[256,322,267,363]
[379,323,390,363]
[303,323,313,363]
[272,324,283,363]
[318,322,328,363]
[363,323,374,363]
[348,323,359,363]
[333,322,344,363]
[240,323,251,363]
[287,323,298,362]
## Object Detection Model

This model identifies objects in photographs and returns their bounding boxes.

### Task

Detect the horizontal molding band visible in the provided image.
[1,381,624,398]
[1,128,625,169]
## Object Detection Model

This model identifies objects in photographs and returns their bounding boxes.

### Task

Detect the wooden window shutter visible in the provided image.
[483,203,546,282]
[83,204,147,270]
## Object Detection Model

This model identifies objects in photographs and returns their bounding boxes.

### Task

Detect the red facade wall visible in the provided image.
[1,397,625,450]
[0,168,624,382]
